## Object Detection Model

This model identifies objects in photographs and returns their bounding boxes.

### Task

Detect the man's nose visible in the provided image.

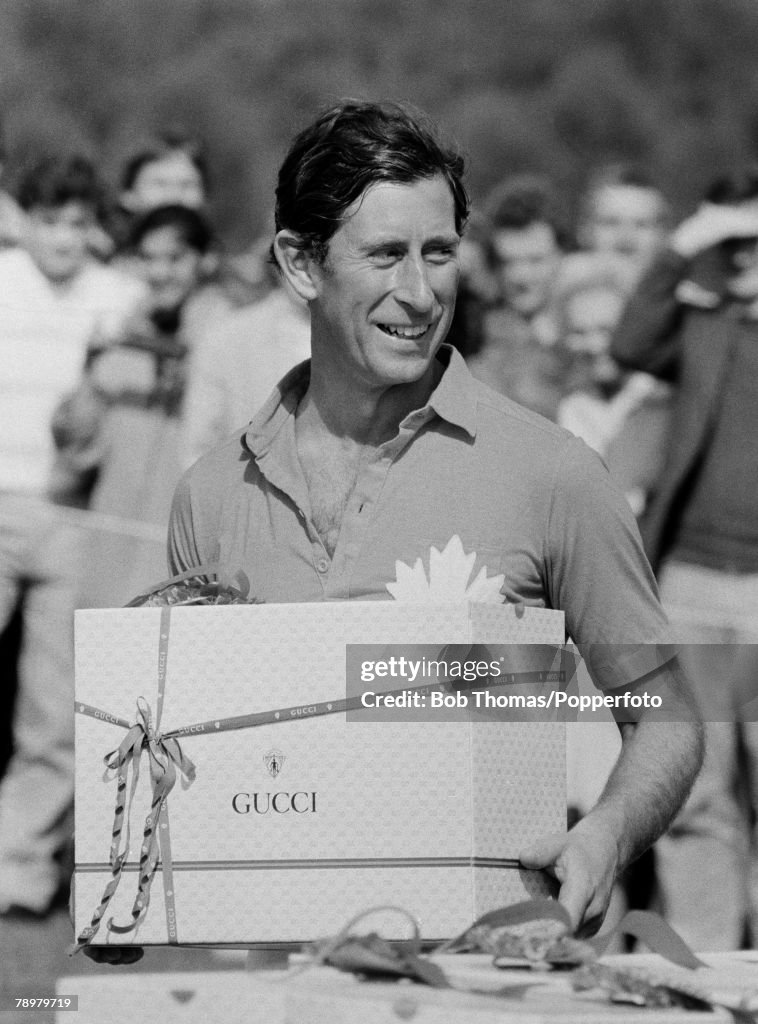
[395,256,434,310]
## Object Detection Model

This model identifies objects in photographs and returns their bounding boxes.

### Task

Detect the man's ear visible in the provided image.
[272,230,320,301]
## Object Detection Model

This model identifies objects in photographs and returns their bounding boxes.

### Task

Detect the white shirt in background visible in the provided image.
[183,284,311,467]
[0,247,146,494]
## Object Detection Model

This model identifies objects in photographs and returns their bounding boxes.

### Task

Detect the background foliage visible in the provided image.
[2,0,758,248]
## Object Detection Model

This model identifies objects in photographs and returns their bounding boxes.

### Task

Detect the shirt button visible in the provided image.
[316,557,329,574]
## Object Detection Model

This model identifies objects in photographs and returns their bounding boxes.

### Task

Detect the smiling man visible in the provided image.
[165,101,702,941]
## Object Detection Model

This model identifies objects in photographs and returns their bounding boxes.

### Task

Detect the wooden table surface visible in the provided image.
[55,949,758,1024]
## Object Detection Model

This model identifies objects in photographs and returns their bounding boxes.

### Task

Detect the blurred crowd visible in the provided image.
[1,114,757,952]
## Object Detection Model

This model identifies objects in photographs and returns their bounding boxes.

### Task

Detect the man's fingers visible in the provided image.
[520,830,610,935]
[552,853,593,934]
[518,833,567,879]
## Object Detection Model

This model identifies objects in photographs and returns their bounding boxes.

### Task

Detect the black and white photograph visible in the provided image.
[1,1,757,1020]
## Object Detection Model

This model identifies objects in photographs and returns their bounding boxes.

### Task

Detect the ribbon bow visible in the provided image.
[71,697,195,953]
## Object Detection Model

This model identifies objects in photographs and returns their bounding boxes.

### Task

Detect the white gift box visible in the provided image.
[73,602,566,947]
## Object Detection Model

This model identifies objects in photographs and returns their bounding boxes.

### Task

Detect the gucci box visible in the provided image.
[72,602,566,948]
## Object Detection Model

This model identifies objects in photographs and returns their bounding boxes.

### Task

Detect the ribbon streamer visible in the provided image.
[71,608,195,954]
[71,695,195,953]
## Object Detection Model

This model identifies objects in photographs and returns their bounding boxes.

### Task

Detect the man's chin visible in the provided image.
[376,350,441,390]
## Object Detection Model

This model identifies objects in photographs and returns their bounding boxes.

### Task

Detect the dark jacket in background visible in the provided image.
[611,247,749,571]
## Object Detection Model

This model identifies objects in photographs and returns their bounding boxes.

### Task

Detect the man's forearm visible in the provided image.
[610,248,688,378]
[582,685,704,872]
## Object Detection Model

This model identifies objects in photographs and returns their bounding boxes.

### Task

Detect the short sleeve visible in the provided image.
[545,435,672,691]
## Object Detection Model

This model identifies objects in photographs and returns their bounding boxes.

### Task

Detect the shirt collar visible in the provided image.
[424,344,478,438]
[244,359,310,458]
[244,343,478,457]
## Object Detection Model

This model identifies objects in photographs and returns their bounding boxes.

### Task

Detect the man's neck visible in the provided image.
[301,358,441,447]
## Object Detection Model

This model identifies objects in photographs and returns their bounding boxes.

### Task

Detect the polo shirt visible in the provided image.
[169,345,671,690]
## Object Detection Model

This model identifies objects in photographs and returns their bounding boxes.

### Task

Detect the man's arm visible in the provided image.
[531,439,704,933]
[612,201,758,379]
[520,658,703,935]
[610,249,689,381]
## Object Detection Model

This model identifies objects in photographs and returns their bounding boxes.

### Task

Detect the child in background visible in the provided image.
[0,154,144,916]
[55,203,231,606]
[114,131,267,307]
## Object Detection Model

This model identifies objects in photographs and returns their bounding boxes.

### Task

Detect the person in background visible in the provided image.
[611,166,758,951]
[562,163,670,297]
[555,269,671,517]
[465,174,570,418]
[0,117,25,249]
[182,277,311,466]
[445,212,499,358]
[0,154,144,916]
[54,203,230,607]
[117,132,208,222]
[115,131,268,308]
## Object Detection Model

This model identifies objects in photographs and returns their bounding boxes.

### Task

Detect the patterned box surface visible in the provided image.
[73,602,566,945]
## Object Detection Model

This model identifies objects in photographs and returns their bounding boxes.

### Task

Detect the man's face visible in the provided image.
[583,184,667,274]
[492,222,562,319]
[136,225,203,311]
[308,175,460,390]
[25,201,94,284]
[125,153,205,213]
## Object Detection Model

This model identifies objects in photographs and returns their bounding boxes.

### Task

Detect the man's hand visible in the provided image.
[519,818,620,937]
[82,944,144,965]
[520,659,703,940]
[671,201,758,259]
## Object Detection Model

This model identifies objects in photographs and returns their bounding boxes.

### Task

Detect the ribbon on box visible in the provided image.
[71,606,569,954]
[71,607,197,953]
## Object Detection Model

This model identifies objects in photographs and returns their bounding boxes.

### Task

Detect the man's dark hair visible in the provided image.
[16,154,105,215]
[120,131,210,194]
[484,173,571,251]
[274,100,469,263]
[126,203,213,254]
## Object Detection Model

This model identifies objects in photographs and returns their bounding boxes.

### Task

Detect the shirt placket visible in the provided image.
[321,409,434,599]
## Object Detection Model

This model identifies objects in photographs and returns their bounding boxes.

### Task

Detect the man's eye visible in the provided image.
[371,249,403,264]
[426,247,458,264]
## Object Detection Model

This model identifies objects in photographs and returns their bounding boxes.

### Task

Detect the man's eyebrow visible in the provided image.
[423,233,461,247]
[358,233,460,252]
[358,237,405,252]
